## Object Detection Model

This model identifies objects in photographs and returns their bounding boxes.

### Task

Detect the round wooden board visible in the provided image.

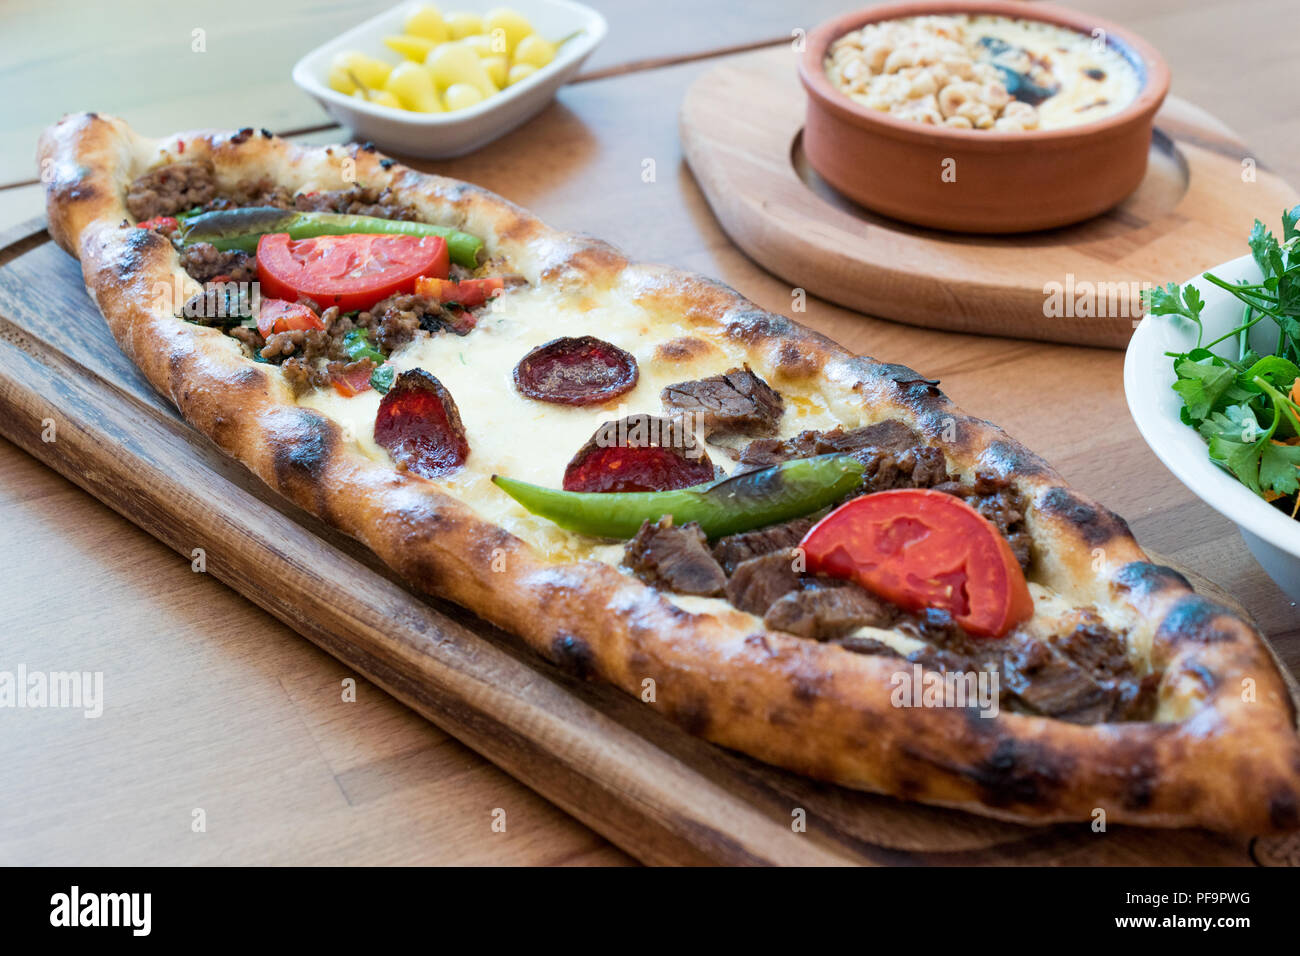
[680,47,1300,349]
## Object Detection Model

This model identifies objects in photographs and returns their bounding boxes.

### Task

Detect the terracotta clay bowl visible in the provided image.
[798,0,1171,233]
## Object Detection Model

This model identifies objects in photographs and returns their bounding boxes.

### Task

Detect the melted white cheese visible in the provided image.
[299,283,848,561]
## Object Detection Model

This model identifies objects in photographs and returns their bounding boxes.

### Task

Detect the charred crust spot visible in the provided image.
[725,309,792,344]
[1270,789,1300,831]
[467,525,516,567]
[51,170,100,206]
[379,158,396,169]
[494,214,542,246]
[790,663,829,704]
[550,633,595,680]
[542,241,628,281]
[1115,561,1192,596]
[271,409,336,487]
[672,695,712,736]
[260,128,274,139]
[653,336,715,363]
[968,738,1068,807]
[116,226,170,279]
[359,141,378,152]
[980,440,1049,478]
[227,365,268,391]
[1038,487,1131,547]
[875,361,941,391]
[1117,748,1159,811]
[230,127,254,145]
[1154,595,1241,646]
[773,341,817,379]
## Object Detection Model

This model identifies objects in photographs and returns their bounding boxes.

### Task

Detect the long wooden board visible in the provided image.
[0,217,1292,865]
[680,47,1300,348]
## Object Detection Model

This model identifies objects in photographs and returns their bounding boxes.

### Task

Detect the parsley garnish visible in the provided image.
[1144,206,1300,511]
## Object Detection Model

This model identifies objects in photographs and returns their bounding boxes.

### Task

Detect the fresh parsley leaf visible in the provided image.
[1260,441,1300,497]
[1144,282,1206,346]
[1172,356,1236,421]
[1283,204,1300,243]
[1198,405,1270,493]
[1249,219,1280,279]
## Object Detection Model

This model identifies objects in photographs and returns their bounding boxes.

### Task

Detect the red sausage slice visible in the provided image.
[374,369,469,479]
[563,414,714,493]
[513,335,638,406]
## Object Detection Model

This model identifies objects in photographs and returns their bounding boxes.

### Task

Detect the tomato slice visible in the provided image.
[800,489,1033,639]
[414,275,505,308]
[255,298,326,337]
[256,233,449,313]
[330,362,375,397]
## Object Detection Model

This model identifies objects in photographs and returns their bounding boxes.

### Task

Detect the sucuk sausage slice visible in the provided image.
[374,368,469,478]
[513,335,638,406]
[562,414,715,493]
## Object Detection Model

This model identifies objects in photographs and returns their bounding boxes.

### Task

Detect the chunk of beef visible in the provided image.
[623,518,726,597]
[835,635,904,657]
[1000,634,1119,724]
[661,365,784,436]
[711,517,813,575]
[934,470,1032,569]
[737,419,918,468]
[725,549,802,615]
[126,161,218,220]
[763,580,894,640]
[178,242,257,284]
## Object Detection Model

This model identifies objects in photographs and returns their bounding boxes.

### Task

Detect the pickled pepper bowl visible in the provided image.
[293,0,606,159]
[798,0,1170,233]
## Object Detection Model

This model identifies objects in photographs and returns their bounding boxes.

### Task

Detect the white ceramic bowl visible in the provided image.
[1125,253,1300,602]
[292,0,607,158]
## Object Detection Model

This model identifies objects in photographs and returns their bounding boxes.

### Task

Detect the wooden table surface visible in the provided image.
[1,0,1297,866]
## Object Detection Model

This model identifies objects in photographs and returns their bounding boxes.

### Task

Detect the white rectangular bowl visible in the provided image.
[292,0,607,158]
[1125,254,1300,602]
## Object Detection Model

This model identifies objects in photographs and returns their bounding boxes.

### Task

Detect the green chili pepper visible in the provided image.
[491,454,865,540]
[178,206,484,267]
[370,364,395,394]
[341,329,387,365]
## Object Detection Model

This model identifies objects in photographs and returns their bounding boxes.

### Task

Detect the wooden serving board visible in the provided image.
[1,217,1296,866]
[680,47,1300,349]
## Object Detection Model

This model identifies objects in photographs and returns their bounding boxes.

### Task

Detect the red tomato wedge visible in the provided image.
[800,489,1033,639]
[255,298,326,338]
[256,233,449,313]
[329,363,375,397]
[414,275,505,308]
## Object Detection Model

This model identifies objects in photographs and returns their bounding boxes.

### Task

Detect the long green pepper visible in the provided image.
[492,455,866,540]
[178,206,484,267]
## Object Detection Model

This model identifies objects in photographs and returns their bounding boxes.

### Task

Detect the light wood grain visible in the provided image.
[680,48,1300,347]
[1,0,1298,865]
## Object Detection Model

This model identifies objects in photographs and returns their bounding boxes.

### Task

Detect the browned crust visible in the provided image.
[38,113,1300,834]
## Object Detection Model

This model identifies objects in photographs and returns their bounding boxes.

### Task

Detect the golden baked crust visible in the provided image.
[38,112,1300,833]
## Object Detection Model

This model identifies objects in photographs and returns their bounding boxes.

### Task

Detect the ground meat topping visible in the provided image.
[661,364,784,436]
[177,242,257,284]
[126,160,218,220]
[357,293,473,352]
[623,518,726,597]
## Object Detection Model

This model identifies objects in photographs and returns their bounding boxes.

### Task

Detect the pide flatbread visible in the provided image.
[38,113,1300,833]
